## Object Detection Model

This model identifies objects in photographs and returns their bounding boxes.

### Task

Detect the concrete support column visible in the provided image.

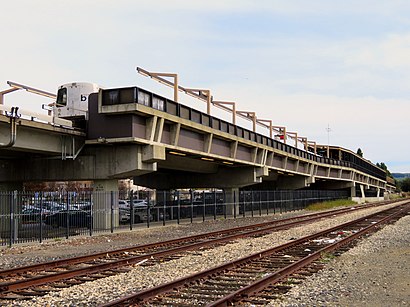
[92,179,119,230]
[350,185,356,198]
[360,184,365,198]
[224,188,239,217]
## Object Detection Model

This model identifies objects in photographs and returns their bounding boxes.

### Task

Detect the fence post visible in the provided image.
[242,191,245,218]
[213,189,217,220]
[190,190,193,224]
[163,191,166,226]
[233,190,236,219]
[66,192,70,240]
[280,191,283,214]
[223,190,226,220]
[110,191,114,233]
[202,191,205,222]
[130,191,134,230]
[147,190,151,228]
[39,192,43,244]
[177,190,180,225]
[259,191,262,216]
[9,192,13,247]
[266,191,269,215]
[273,191,276,214]
[90,192,93,236]
[251,191,254,217]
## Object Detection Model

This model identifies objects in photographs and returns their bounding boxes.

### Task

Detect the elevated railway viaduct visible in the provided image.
[0,84,388,206]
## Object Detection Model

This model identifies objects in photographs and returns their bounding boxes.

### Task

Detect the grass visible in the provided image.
[306,199,356,211]
[320,251,336,263]
[389,193,404,200]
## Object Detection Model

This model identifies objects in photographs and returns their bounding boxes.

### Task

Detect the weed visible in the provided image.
[320,251,336,263]
[306,199,356,211]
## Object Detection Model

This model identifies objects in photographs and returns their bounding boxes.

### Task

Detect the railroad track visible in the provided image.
[100,201,410,307]
[0,200,399,300]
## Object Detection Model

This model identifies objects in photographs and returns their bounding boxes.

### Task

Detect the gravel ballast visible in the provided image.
[1,203,409,306]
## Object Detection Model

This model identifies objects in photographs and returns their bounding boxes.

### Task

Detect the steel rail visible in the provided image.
[0,201,384,278]
[208,205,409,306]
[0,200,399,298]
[100,202,410,306]
[0,204,370,294]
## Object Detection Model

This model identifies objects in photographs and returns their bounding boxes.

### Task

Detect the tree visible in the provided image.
[356,148,363,157]
[399,178,410,192]
[378,162,392,177]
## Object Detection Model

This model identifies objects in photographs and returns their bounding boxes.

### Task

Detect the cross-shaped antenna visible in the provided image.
[326,124,332,145]
[326,124,332,158]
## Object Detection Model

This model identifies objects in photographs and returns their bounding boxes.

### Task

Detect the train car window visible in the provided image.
[56,88,67,106]
[212,118,220,130]
[119,88,136,104]
[138,90,151,106]
[180,105,190,120]
[236,127,243,138]
[102,90,118,105]
[228,124,235,135]
[152,96,164,111]
[201,114,210,126]
[220,121,228,132]
[243,130,250,140]
[167,101,178,115]
[191,110,201,123]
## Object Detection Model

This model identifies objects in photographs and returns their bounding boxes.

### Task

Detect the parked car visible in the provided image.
[20,206,51,223]
[118,199,152,223]
[44,208,91,228]
[119,207,131,223]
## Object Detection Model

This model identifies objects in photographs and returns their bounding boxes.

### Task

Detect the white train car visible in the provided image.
[54,82,100,120]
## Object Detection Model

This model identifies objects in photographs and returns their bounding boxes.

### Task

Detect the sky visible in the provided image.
[1,0,410,172]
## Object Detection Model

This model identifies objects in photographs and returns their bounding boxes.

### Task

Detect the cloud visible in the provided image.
[1,0,410,172]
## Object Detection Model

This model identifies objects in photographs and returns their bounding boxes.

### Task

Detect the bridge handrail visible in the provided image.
[0,104,72,128]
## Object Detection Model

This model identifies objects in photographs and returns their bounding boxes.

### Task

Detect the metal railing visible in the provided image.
[0,189,348,247]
